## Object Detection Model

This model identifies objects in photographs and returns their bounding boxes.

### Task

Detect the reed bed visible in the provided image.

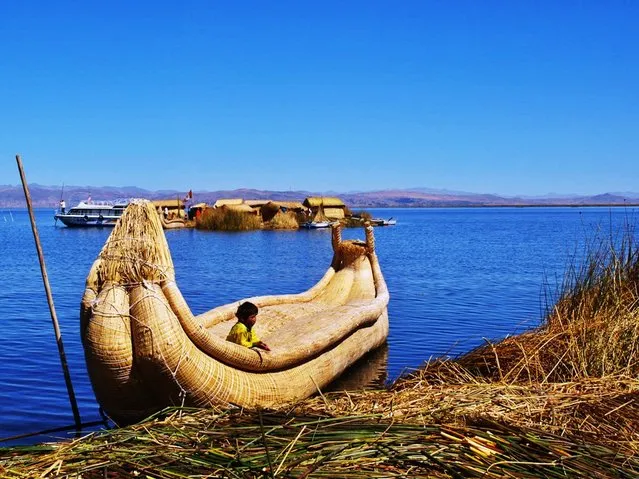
[197,208,262,231]
[2,403,637,478]
[458,224,639,383]
[300,364,639,454]
[263,211,299,230]
[2,367,638,477]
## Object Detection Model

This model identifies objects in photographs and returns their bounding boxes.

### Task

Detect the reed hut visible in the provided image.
[221,203,257,215]
[259,201,305,222]
[213,198,243,208]
[275,201,304,213]
[259,201,281,222]
[188,202,207,221]
[244,199,271,215]
[151,198,186,219]
[303,197,346,221]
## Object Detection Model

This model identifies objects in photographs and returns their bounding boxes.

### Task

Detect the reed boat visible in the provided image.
[160,214,189,229]
[81,200,389,424]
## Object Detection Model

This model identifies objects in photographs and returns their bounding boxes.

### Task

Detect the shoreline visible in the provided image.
[3,202,639,210]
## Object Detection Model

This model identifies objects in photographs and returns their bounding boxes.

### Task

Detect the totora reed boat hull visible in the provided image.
[81,200,389,424]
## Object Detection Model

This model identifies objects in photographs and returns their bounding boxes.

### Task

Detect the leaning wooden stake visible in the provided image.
[16,154,81,429]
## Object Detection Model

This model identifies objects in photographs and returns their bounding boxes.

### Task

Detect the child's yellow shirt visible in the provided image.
[226,322,260,348]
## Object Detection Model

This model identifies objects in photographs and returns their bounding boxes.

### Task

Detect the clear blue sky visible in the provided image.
[1,1,637,196]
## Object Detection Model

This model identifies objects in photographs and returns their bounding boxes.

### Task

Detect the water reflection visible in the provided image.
[325,343,389,392]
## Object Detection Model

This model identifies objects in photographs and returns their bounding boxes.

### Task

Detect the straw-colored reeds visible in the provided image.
[2,387,638,478]
[263,210,299,229]
[197,207,262,231]
[95,199,175,285]
[458,225,639,383]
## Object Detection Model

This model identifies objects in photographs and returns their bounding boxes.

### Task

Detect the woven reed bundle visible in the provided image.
[82,201,389,424]
[96,199,175,285]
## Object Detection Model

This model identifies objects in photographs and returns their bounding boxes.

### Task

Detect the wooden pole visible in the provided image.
[15,154,82,429]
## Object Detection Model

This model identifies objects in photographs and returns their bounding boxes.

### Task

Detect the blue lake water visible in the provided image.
[0,206,637,444]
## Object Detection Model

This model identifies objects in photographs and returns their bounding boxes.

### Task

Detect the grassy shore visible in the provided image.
[1,227,638,477]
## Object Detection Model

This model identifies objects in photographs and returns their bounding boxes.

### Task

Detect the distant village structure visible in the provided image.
[303,197,346,221]
[210,198,307,220]
[152,198,186,219]
[48,187,380,230]
[212,198,244,208]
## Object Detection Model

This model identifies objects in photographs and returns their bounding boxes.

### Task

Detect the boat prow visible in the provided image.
[82,200,389,424]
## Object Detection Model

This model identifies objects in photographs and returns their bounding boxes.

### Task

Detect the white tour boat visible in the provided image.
[54,199,130,227]
[301,221,332,229]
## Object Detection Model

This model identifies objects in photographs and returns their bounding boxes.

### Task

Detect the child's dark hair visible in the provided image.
[236,301,258,320]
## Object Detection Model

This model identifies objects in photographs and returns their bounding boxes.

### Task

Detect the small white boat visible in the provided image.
[302,221,332,229]
[371,217,396,226]
[54,199,130,227]
[301,201,333,229]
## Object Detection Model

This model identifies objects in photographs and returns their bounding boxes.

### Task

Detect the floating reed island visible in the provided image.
[2,215,639,478]
[193,197,380,231]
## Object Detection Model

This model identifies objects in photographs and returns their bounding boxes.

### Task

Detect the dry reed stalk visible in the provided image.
[2,405,637,478]
[457,226,639,383]
[197,208,262,231]
[296,365,639,453]
[263,210,299,229]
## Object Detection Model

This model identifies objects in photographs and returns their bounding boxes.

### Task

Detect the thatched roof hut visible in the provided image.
[274,201,304,212]
[244,199,272,216]
[222,203,257,214]
[187,202,207,220]
[151,199,186,218]
[302,197,344,208]
[260,201,306,221]
[303,197,346,220]
[259,201,280,222]
[244,199,271,208]
[213,198,243,208]
[151,198,185,209]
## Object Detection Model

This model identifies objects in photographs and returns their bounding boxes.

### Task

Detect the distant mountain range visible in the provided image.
[1,184,638,209]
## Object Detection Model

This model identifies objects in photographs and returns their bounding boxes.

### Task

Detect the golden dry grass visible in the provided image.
[263,210,299,229]
[197,207,262,231]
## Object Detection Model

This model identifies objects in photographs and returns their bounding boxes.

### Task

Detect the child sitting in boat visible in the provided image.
[226,302,271,351]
